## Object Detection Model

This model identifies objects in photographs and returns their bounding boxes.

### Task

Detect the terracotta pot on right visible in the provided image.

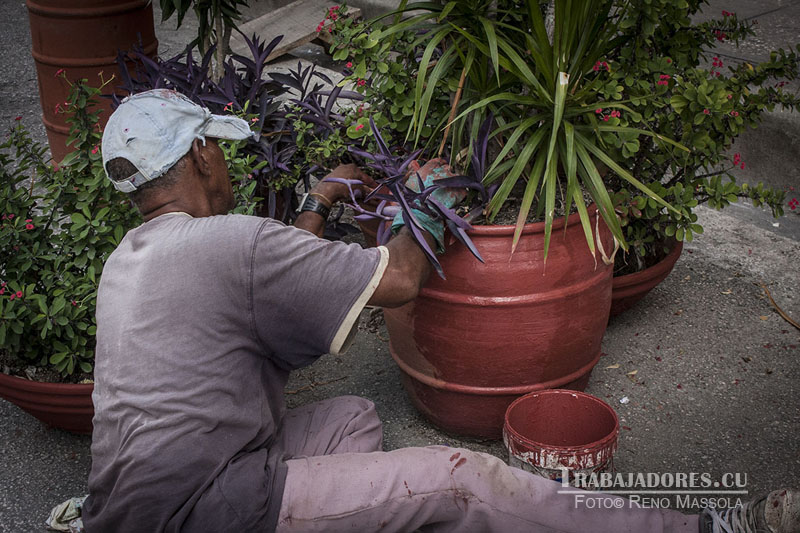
[383,208,614,439]
[0,372,93,434]
[27,0,158,162]
[610,240,683,317]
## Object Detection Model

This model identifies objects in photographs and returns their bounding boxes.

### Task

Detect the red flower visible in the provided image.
[9,294,14,301]
[666,58,672,64]
[54,68,65,77]
[71,300,78,306]
[54,103,63,114]
[346,62,353,68]
[603,115,609,122]
[7,214,14,220]
[91,146,99,155]
[15,291,22,298]
[703,108,710,115]
[355,124,364,131]
[595,108,602,114]
[25,223,34,230]
[14,116,21,121]
[223,102,234,112]
[316,22,324,32]
[357,79,366,87]
[0,288,5,295]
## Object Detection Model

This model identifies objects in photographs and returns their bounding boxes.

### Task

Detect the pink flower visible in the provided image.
[603,115,609,122]
[71,300,78,306]
[54,103,63,114]
[703,108,710,115]
[740,162,745,170]
[355,124,364,131]
[727,94,733,99]
[733,153,741,165]
[346,62,353,68]
[54,68,65,77]
[223,102,233,112]
[316,22,324,32]
[328,26,333,33]
[7,214,14,220]
[251,117,258,123]
[15,291,22,298]
[91,145,99,154]
[9,294,14,301]
[357,79,366,87]
[666,58,672,64]
[25,223,34,230]
[595,108,602,114]
[0,288,4,295]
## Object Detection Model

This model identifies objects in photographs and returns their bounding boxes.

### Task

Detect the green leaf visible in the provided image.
[71,212,87,227]
[49,352,67,364]
[512,150,548,253]
[478,16,500,83]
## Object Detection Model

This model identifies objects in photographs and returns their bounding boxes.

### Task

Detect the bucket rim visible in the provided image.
[503,389,619,453]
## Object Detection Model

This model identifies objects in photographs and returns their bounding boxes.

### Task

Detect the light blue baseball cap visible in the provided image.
[101,89,255,193]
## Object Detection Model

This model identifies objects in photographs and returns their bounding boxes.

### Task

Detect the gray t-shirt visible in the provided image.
[83,213,387,532]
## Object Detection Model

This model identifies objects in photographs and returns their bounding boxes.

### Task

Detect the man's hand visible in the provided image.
[315,164,378,207]
[404,158,466,209]
[295,164,377,238]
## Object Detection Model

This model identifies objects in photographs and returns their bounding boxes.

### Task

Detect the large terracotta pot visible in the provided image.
[383,209,614,438]
[0,372,93,434]
[27,0,158,162]
[610,240,683,317]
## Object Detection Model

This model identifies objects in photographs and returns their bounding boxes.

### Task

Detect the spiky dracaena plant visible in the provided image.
[344,0,688,261]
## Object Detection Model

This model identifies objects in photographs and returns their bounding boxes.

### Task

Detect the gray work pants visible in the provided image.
[275,396,699,533]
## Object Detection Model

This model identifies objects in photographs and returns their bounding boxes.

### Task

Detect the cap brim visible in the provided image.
[203,114,256,141]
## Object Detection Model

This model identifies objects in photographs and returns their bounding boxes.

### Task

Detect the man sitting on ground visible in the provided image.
[83,89,798,533]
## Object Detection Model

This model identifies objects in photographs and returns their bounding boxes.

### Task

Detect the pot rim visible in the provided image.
[503,389,619,452]
[613,239,683,287]
[465,205,600,237]
[0,371,94,393]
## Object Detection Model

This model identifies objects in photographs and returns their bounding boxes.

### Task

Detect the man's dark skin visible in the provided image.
[137,137,436,308]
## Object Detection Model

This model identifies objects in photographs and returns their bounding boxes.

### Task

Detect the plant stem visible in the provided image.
[214,1,225,82]
[437,65,468,158]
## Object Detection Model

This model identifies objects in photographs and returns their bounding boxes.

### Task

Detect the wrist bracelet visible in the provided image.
[310,192,333,207]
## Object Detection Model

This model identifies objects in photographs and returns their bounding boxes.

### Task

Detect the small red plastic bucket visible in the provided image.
[503,389,619,481]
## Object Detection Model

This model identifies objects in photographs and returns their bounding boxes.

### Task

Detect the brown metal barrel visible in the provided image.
[26,0,158,162]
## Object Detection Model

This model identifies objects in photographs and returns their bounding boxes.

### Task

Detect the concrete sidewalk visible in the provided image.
[1,1,798,531]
